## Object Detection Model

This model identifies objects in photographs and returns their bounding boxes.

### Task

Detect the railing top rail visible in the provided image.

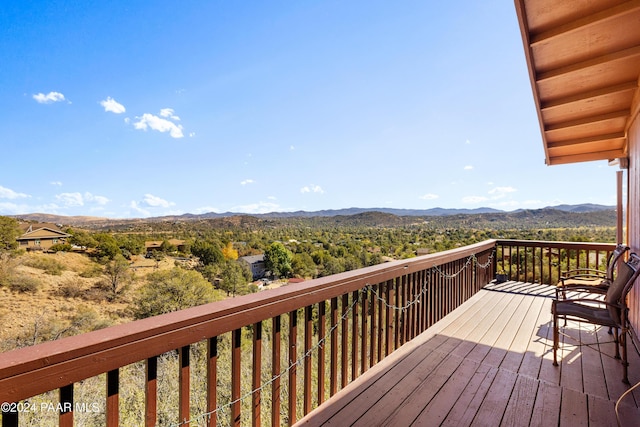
[0,239,496,403]
[496,239,617,251]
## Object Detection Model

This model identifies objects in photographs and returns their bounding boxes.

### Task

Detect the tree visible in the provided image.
[191,240,223,266]
[132,268,220,319]
[103,254,133,299]
[264,242,293,278]
[94,233,121,260]
[0,216,20,252]
[218,260,253,296]
[221,241,239,260]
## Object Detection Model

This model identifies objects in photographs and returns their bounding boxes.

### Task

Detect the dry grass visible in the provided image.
[0,252,177,345]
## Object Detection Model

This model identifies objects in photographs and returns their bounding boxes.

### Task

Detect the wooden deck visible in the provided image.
[295,281,640,426]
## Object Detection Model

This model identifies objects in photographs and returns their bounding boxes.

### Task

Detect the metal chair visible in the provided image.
[557,243,629,298]
[552,252,640,384]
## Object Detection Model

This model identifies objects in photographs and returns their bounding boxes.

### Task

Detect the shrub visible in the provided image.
[79,263,103,278]
[8,275,41,293]
[132,268,222,319]
[49,243,73,253]
[22,256,65,275]
[58,280,84,298]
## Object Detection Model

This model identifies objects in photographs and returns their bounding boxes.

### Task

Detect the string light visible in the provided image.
[171,251,493,426]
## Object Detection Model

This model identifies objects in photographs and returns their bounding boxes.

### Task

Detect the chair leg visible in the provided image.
[621,326,629,385]
[552,304,559,366]
[613,328,620,360]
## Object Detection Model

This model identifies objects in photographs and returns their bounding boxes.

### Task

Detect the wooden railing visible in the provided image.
[0,241,495,427]
[495,240,617,285]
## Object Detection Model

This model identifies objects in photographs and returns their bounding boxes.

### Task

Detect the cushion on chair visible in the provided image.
[604,261,634,325]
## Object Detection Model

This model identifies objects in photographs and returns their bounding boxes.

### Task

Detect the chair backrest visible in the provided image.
[605,252,640,325]
[605,243,630,280]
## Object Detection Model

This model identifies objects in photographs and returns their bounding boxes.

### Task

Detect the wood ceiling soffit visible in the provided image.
[540,81,637,111]
[529,1,640,46]
[536,46,640,84]
[547,132,626,147]
[544,110,630,132]
[549,149,627,165]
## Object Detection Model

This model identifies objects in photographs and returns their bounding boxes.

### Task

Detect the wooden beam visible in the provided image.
[537,46,640,83]
[544,111,630,132]
[546,132,626,148]
[530,0,640,46]
[548,149,627,165]
[540,82,637,112]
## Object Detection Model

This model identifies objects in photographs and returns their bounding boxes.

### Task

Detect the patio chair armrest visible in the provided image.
[561,269,607,279]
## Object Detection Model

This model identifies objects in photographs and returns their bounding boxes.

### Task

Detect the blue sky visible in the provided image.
[0,1,618,218]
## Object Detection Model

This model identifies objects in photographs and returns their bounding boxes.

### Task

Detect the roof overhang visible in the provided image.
[515,0,640,165]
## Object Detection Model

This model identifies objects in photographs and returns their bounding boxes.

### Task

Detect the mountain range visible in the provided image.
[9,204,615,227]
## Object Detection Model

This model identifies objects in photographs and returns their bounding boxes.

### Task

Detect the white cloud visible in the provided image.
[231,201,281,214]
[300,185,324,194]
[160,108,180,121]
[100,97,126,114]
[33,91,66,104]
[488,186,517,199]
[193,206,221,214]
[464,165,473,170]
[189,132,196,137]
[241,179,255,186]
[55,192,110,207]
[129,201,151,217]
[50,181,63,186]
[0,185,30,200]
[419,193,439,200]
[142,193,175,208]
[462,196,488,204]
[133,113,184,138]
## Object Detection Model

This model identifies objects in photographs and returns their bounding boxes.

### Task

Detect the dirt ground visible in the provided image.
[0,252,178,343]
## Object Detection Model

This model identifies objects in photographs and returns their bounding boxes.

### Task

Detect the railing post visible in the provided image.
[207,337,218,427]
[1,404,18,427]
[145,357,157,427]
[271,316,281,427]
[179,345,190,427]
[106,369,119,427]
[59,384,73,427]
[252,322,262,427]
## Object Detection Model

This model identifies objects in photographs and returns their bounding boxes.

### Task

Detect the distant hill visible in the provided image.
[8,204,615,229]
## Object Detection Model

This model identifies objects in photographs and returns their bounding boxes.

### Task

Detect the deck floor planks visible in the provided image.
[440,366,499,427]
[410,357,483,425]
[559,387,588,427]
[484,293,538,371]
[370,352,464,426]
[529,380,561,426]
[349,350,449,427]
[578,323,609,400]
[500,298,545,378]
[500,374,539,427]
[469,368,518,426]
[294,282,640,427]
[558,320,584,393]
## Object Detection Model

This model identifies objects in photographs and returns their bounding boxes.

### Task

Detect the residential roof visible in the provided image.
[515,0,640,165]
[239,254,265,264]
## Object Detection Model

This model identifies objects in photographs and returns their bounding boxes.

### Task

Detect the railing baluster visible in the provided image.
[330,297,338,396]
[317,301,326,405]
[146,357,157,427]
[341,294,348,389]
[59,384,73,427]
[385,280,392,357]
[1,403,18,427]
[207,338,217,427]
[360,289,368,375]
[271,316,281,427]
[106,369,119,427]
[288,310,297,426]
[252,322,262,427]
[179,346,190,427]
[351,290,358,381]
[376,283,383,363]
[231,330,241,427]
[304,307,312,416]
